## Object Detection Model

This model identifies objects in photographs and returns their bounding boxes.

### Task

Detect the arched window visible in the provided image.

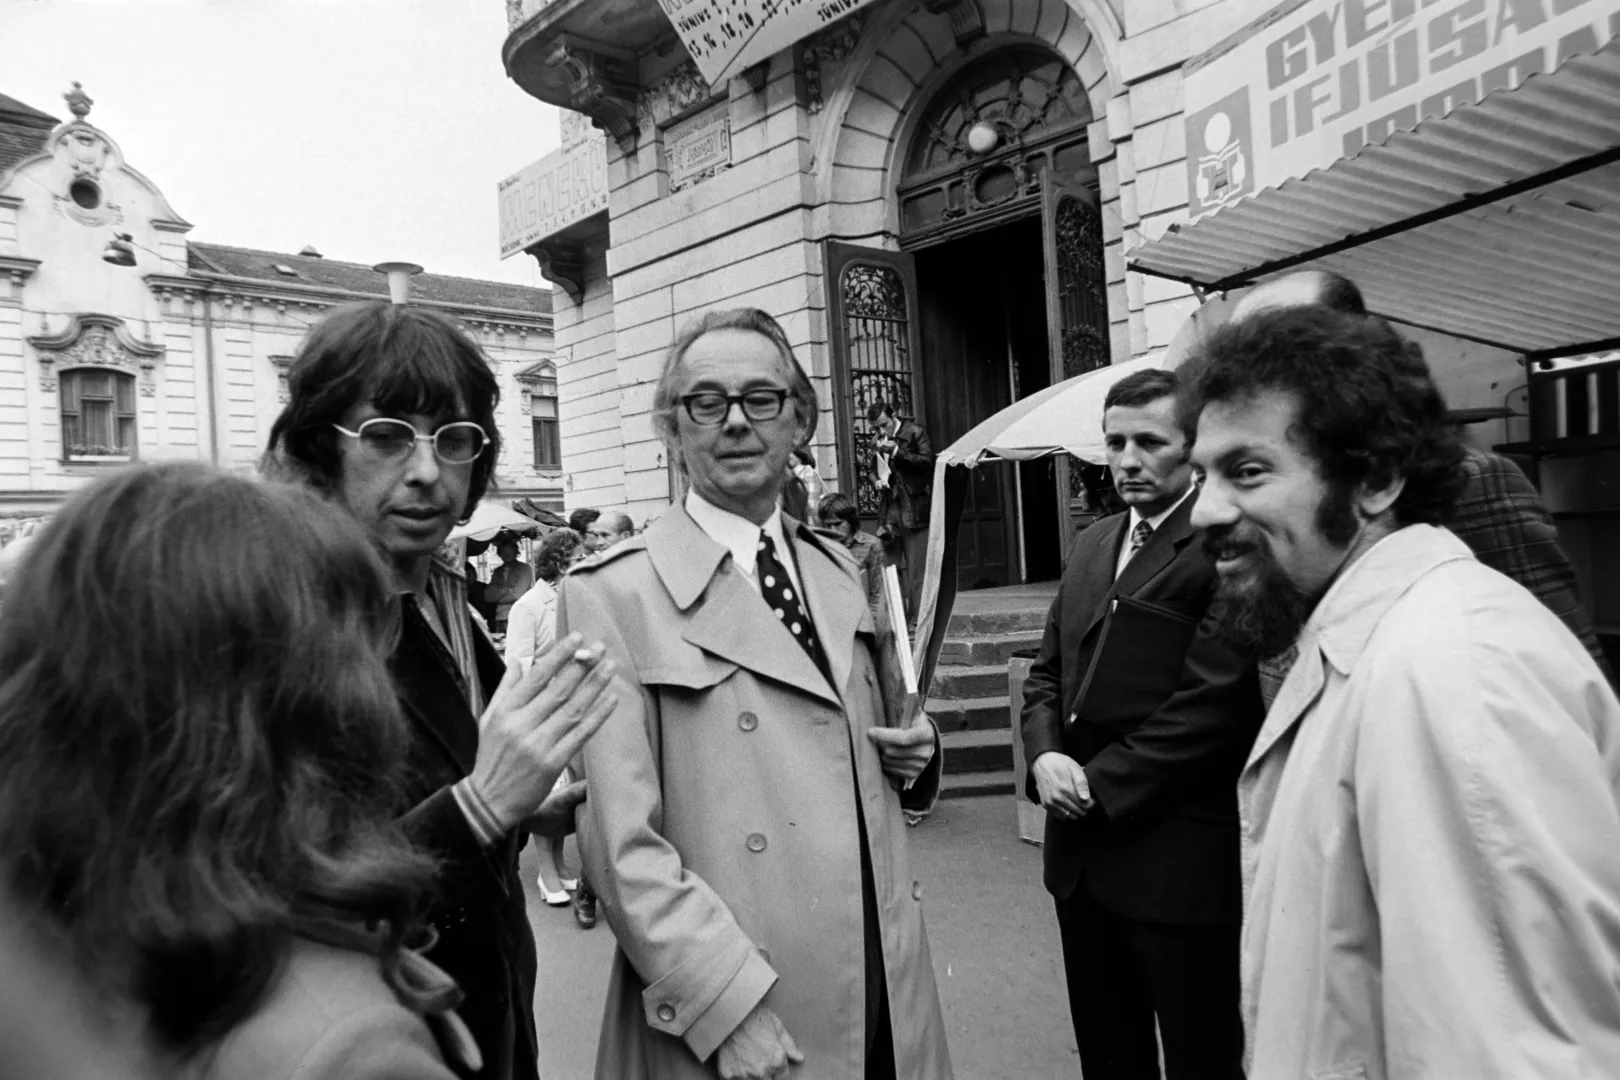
[61,369,137,460]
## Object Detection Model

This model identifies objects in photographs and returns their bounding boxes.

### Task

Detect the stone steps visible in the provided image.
[930,663,1015,699]
[936,631,1045,667]
[927,694,1011,734]
[938,726,1012,774]
[940,768,1017,799]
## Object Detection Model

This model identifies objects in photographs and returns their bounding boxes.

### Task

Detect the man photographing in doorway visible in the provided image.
[866,400,934,620]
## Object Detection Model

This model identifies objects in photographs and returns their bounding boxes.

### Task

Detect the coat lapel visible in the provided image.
[788,518,871,703]
[1082,494,1198,640]
[646,506,841,708]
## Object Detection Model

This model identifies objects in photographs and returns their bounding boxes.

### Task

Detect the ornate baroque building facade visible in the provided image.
[0,86,558,519]
[502,0,1544,589]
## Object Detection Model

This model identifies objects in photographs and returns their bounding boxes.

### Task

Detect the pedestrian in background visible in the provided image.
[866,400,934,620]
[561,308,950,1080]
[264,301,617,1080]
[816,490,887,617]
[586,510,635,555]
[0,463,471,1079]
[484,535,534,634]
[508,528,590,910]
[571,507,602,552]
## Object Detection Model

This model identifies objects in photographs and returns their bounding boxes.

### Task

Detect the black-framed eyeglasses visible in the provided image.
[331,418,488,465]
[679,389,789,426]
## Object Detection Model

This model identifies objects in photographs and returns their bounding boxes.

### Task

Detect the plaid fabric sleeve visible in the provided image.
[1448,451,1611,680]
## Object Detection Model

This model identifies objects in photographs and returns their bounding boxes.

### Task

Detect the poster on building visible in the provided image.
[658,0,881,86]
[497,129,610,259]
[1182,0,1620,221]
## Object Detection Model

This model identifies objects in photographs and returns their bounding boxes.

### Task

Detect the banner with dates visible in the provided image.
[659,0,881,86]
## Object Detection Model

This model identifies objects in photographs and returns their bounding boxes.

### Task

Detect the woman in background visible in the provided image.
[0,463,470,1080]
[506,527,589,906]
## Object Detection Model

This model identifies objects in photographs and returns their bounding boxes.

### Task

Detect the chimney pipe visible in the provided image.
[372,261,424,305]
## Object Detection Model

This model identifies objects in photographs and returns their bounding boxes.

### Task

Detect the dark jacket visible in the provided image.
[393,589,539,1080]
[1020,495,1262,925]
[876,420,934,531]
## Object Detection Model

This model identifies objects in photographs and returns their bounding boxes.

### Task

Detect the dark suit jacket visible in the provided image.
[1020,495,1262,925]
[1451,447,1610,681]
[393,592,539,1080]
[877,420,935,530]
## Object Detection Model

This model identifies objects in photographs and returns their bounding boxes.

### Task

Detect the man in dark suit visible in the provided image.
[1021,368,1261,1079]
[866,400,934,618]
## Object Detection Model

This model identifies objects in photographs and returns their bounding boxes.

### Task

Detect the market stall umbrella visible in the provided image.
[911,356,1166,697]
[448,502,545,542]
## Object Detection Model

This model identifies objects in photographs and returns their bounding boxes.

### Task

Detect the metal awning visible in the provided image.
[1130,38,1620,358]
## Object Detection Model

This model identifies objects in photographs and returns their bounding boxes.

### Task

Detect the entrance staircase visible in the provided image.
[925,583,1058,799]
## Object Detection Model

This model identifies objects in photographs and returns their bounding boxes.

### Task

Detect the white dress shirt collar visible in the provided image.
[684,489,800,594]
[1116,482,1196,578]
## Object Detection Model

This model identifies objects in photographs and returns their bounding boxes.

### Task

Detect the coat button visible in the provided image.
[657,1004,676,1022]
[911,880,923,900]
[738,711,758,732]
[746,833,767,853]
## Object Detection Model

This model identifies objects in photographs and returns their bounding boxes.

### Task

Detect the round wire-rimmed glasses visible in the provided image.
[331,418,489,465]
[679,389,789,426]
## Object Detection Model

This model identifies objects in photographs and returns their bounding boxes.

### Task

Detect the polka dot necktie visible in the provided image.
[757,531,830,682]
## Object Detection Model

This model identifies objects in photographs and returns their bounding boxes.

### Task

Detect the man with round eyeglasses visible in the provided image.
[559,307,951,1080]
[264,301,617,1080]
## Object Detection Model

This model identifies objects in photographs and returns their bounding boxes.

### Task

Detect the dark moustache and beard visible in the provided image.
[1203,482,1359,660]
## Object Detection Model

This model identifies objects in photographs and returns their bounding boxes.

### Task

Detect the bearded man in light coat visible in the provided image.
[558,307,951,1080]
[1184,306,1620,1079]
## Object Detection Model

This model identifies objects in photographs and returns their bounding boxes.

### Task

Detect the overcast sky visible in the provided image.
[1,0,563,287]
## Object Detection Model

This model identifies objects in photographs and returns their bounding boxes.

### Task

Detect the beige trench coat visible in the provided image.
[1241,525,1620,1079]
[558,507,952,1080]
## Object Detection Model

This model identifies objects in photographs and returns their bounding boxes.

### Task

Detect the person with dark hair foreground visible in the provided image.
[0,463,468,1079]
[1185,307,1620,1077]
[571,507,603,551]
[1020,367,1259,1080]
[264,301,617,1080]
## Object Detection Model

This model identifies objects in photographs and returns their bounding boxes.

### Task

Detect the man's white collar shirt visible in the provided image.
[1115,483,1195,580]
[684,489,803,597]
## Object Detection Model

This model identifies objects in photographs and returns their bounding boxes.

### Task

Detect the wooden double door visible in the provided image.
[826,174,1109,589]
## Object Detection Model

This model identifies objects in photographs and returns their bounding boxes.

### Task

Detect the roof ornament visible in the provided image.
[64,81,92,120]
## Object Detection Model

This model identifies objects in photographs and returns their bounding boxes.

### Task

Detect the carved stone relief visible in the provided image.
[802,15,866,115]
[28,314,164,396]
[271,355,295,404]
[637,61,715,131]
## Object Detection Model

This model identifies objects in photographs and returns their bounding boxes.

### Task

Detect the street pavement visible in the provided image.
[521,794,1081,1079]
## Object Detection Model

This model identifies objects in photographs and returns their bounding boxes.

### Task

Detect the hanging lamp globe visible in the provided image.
[101,233,136,267]
[966,120,999,155]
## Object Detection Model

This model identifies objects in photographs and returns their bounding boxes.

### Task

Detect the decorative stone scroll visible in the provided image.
[801,15,866,115]
[637,61,716,132]
[28,313,164,396]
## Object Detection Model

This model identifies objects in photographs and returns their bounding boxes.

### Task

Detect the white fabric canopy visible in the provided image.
[448,502,545,542]
[936,356,1168,470]
[912,356,1167,684]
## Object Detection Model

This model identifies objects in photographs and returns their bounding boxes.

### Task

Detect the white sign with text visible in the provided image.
[1182,0,1620,221]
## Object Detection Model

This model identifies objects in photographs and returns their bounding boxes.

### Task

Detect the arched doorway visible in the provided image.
[828,43,1110,591]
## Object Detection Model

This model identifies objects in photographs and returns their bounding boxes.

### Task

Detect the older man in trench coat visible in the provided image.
[559,308,951,1080]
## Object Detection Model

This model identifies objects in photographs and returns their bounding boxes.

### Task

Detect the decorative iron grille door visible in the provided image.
[1041,172,1111,553]
[825,242,925,520]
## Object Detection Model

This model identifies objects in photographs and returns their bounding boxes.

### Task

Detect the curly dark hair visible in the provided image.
[262,302,501,522]
[535,528,583,583]
[1181,307,1466,527]
[567,507,600,534]
[0,463,440,1058]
